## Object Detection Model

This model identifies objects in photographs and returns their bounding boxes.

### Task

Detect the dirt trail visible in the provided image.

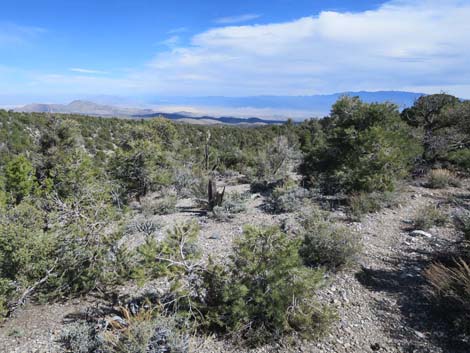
[290,185,469,353]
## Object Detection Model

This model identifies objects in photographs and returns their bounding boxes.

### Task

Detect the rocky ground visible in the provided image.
[1,180,469,353]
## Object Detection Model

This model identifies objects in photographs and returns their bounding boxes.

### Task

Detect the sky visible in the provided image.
[1,0,470,104]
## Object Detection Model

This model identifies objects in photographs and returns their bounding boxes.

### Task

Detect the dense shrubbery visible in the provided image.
[0,109,293,317]
[300,96,421,194]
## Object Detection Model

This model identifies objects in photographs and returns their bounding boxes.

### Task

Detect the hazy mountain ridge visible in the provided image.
[16,100,154,117]
[14,91,425,124]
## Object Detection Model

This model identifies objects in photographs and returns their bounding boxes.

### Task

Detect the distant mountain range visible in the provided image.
[15,100,155,117]
[14,91,425,124]
[148,91,425,112]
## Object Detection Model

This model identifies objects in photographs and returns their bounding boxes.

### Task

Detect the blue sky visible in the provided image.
[1,0,470,104]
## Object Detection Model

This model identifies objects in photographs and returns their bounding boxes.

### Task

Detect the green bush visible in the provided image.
[0,202,56,313]
[301,96,420,194]
[110,140,171,200]
[299,210,362,270]
[448,149,470,172]
[254,136,299,182]
[201,226,330,346]
[4,155,38,204]
[133,222,201,282]
[401,94,468,165]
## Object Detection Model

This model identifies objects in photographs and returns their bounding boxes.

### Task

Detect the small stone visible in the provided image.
[370,342,381,351]
[410,230,433,238]
[414,330,426,339]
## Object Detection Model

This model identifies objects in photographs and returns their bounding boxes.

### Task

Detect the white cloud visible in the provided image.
[214,14,261,24]
[70,68,108,74]
[168,27,188,34]
[159,35,180,47]
[0,22,45,46]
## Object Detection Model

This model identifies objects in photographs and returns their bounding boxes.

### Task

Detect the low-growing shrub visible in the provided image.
[60,309,190,353]
[104,307,189,353]
[126,216,161,237]
[267,185,311,214]
[299,211,362,270]
[141,192,178,216]
[201,226,331,346]
[190,175,208,200]
[412,204,447,231]
[427,169,460,189]
[348,191,399,220]
[60,322,101,353]
[209,192,248,222]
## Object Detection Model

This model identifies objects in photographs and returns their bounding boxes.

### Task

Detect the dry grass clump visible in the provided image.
[412,204,447,230]
[425,258,470,333]
[348,191,400,220]
[427,169,460,189]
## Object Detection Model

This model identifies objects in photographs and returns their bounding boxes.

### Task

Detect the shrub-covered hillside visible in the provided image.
[1,94,470,352]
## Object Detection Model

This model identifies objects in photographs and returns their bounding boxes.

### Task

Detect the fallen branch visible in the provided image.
[8,265,56,317]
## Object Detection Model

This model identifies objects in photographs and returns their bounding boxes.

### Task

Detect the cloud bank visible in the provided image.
[143,0,470,96]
